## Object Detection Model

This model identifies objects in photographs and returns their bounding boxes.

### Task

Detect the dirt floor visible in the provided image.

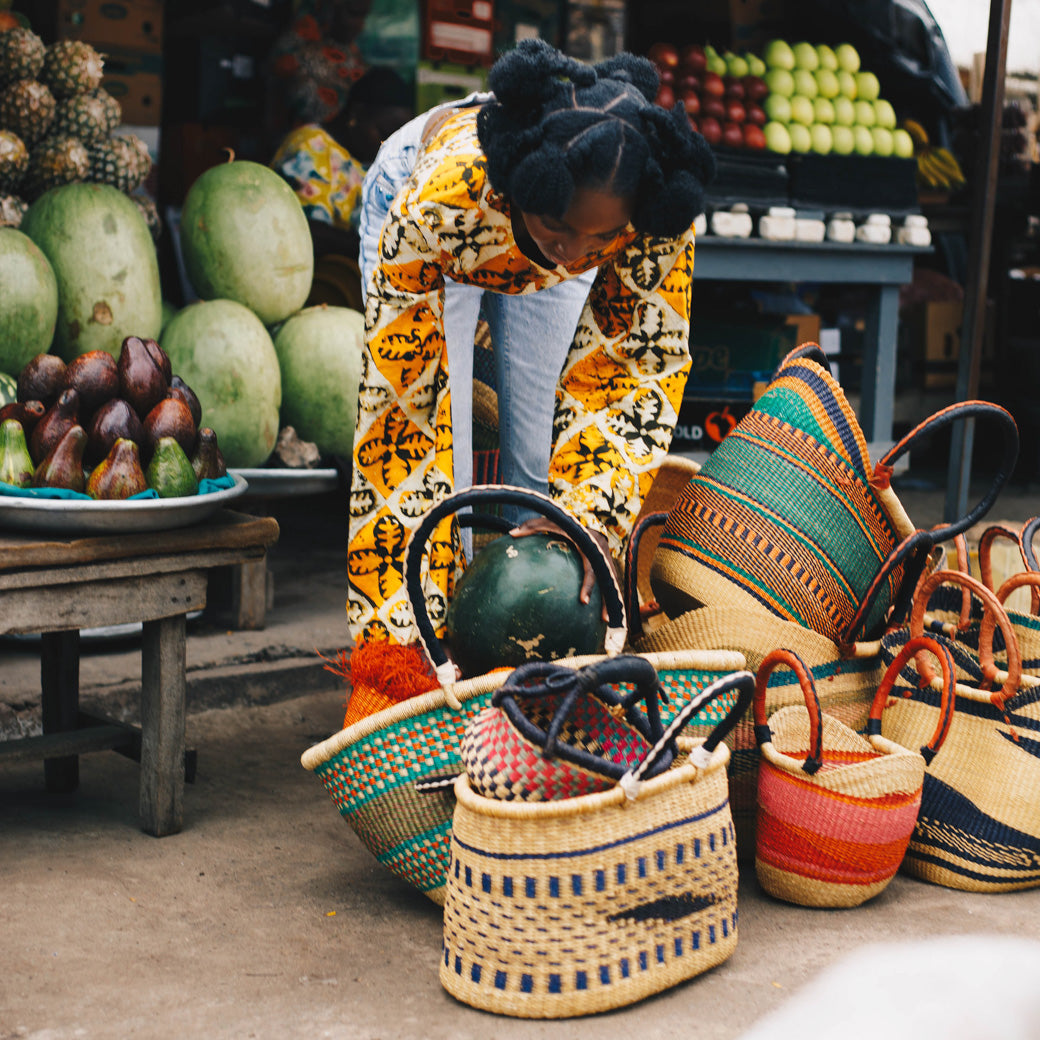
[2,475,1040,1038]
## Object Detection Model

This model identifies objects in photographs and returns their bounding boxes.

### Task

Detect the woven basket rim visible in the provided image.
[300,647,747,770]
[451,737,730,820]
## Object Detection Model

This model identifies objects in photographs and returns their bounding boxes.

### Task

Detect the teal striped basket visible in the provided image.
[301,648,746,904]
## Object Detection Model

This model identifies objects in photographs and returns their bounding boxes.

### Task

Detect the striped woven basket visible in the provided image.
[753,641,954,908]
[880,569,1040,892]
[630,602,891,857]
[302,648,745,904]
[440,670,754,1018]
[651,344,1018,645]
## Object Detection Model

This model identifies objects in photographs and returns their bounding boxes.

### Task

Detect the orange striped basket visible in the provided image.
[753,639,955,908]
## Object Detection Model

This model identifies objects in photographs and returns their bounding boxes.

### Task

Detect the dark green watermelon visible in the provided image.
[443,532,607,678]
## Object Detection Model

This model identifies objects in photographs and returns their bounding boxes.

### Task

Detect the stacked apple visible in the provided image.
[758,39,915,158]
[648,42,770,151]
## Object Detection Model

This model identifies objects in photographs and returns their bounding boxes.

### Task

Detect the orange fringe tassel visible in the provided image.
[319,641,439,729]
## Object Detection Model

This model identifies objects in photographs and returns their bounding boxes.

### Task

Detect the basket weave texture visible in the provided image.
[302,648,745,903]
[880,569,1040,892]
[441,746,738,1017]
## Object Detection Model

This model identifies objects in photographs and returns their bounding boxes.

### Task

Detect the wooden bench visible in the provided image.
[0,509,279,835]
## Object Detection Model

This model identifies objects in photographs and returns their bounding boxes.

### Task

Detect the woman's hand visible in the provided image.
[509,517,618,620]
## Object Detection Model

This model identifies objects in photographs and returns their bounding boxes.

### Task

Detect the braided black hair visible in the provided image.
[477,39,716,238]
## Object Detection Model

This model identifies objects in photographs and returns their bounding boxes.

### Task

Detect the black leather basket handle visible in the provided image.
[403,483,627,685]
[877,400,1019,543]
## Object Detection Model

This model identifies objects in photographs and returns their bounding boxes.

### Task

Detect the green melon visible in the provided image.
[21,182,161,360]
[159,298,281,469]
[273,304,364,459]
[180,159,313,327]
[0,227,58,373]
[444,533,607,678]
[0,370,17,405]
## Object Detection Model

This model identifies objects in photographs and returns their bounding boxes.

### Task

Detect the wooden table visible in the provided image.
[0,509,280,836]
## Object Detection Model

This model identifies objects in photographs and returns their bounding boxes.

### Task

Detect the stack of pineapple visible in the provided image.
[0,26,158,236]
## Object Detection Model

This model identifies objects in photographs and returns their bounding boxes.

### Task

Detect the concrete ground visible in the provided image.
[2,474,1040,1039]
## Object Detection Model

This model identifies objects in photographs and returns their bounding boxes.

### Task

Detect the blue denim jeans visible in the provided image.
[358,102,596,513]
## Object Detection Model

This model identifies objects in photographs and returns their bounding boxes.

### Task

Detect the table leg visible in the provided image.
[139,614,187,836]
[41,630,81,793]
[860,284,900,448]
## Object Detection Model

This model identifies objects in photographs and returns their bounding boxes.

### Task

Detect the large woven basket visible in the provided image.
[753,641,954,908]
[440,670,754,1017]
[651,345,1018,645]
[302,648,745,903]
[880,569,1040,892]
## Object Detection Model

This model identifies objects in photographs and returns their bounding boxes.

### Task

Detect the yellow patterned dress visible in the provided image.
[348,107,696,646]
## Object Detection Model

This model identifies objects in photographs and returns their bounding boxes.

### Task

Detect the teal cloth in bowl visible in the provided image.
[0,474,236,501]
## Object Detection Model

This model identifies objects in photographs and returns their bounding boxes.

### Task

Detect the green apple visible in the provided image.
[815,68,840,99]
[707,52,727,75]
[837,70,858,99]
[855,71,880,101]
[792,41,819,70]
[816,43,838,70]
[763,93,792,123]
[764,39,796,70]
[871,126,894,156]
[725,51,749,78]
[853,124,874,155]
[810,123,833,154]
[789,123,813,153]
[764,120,792,154]
[747,53,767,77]
[836,43,861,73]
[892,127,915,159]
[874,98,897,129]
[831,124,855,154]
[854,99,877,126]
[764,67,795,97]
[792,68,818,98]
[832,96,856,126]
[813,96,835,124]
[790,94,815,126]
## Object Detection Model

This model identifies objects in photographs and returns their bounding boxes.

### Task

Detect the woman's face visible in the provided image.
[520,187,633,268]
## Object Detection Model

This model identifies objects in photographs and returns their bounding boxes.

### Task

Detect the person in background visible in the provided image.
[348,38,715,653]
[268,0,374,132]
[270,66,413,259]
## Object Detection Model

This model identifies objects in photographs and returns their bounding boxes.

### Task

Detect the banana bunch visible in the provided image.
[901,118,967,192]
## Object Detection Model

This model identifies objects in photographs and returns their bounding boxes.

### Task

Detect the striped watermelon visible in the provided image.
[0,371,17,406]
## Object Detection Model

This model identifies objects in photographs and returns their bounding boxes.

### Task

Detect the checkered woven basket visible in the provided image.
[461,655,673,802]
[302,647,746,904]
[441,669,755,1017]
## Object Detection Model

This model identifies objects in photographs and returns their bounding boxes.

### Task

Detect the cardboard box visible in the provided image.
[422,0,496,66]
[687,312,821,400]
[57,0,163,53]
[102,46,163,126]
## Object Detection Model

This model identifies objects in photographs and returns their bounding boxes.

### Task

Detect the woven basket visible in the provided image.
[461,655,674,802]
[440,669,754,1018]
[302,647,746,903]
[651,344,1018,644]
[880,569,1040,892]
[630,601,890,856]
[753,641,954,908]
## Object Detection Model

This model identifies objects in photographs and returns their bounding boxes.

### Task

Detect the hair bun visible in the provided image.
[593,53,659,102]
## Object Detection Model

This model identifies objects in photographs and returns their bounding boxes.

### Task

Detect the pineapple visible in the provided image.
[0,79,55,145]
[39,40,104,98]
[87,136,142,191]
[88,86,121,134]
[24,133,89,198]
[116,132,152,181]
[0,127,27,192]
[0,193,28,227]
[53,91,111,145]
[130,191,161,240]
[0,27,45,88]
